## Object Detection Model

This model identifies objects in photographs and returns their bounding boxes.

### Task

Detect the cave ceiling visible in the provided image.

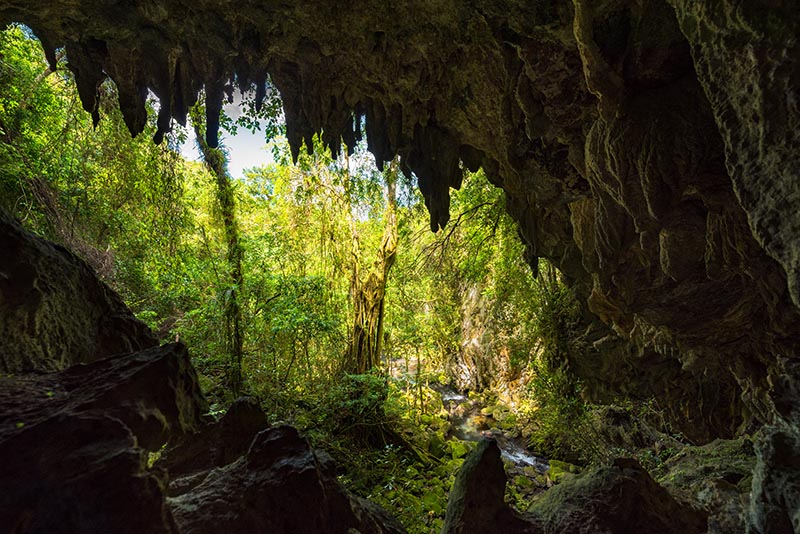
[1,0,798,441]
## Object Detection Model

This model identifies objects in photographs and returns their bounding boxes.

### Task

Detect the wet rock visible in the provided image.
[168,425,407,534]
[530,458,708,534]
[443,438,538,534]
[0,209,157,373]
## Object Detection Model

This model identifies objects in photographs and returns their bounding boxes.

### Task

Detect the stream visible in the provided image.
[431,383,550,476]
[386,357,548,477]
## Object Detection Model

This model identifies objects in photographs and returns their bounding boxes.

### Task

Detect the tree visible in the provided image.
[346,158,398,374]
[191,108,245,396]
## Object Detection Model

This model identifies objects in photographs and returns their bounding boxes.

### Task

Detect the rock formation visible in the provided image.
[0,209,157,373]
[2,0,796,442]
[0,343,206,533]
[0,344,406,533]
[161,402,407,534]
[0,218,406,534]
[443,439,707,534]
[442,439,537,533]
[531,457,708,533]
[0,0,797,530]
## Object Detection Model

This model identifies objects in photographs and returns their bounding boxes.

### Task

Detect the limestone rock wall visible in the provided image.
[0,0,797,442]
[0,210,157,373]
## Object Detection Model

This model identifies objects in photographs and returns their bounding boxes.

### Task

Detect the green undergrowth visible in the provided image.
[239,373,470,533]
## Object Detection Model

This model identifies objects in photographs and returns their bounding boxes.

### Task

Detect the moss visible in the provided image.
[654,437,754,491]
[449,439,473,459]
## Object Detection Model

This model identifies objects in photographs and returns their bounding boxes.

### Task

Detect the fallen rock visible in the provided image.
[0,342,207,450]
[157,395,270,496]
[0,412,177,534]
[442,438,538,534]
[168,424,407,534]
[0,343,206,533]
[531,458,708,534]
[0,209,157,374]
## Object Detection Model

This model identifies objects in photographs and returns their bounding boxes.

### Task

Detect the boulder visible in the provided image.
[0,412,177,534]
[443,441,709,534]
[0,342,207,451]
[157,395,271,496]
[656,438,754,533]
[442,438,538,534]
[531,458,708,534]
[0,343,207,533]
[0,209,157,374]
[165,421,407,534]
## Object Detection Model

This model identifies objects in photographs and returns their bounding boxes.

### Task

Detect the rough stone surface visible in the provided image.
[0,342,207,451]
[167,424,407,534]
[157,395,270,496]
[0,412,177,534]
[0,343,208,533]
[748,427,800,534]
[530,458,708,534]
[656,438,754,533]
[0,209,157,373]
[0,0,798,527]
[747,359,800,534]
[668,0,800,308]
[442,439,538,534]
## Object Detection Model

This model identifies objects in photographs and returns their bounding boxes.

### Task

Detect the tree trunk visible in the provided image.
[346,161,398,374]
[193,122,245,396]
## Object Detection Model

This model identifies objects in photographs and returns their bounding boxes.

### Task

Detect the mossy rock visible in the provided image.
[547,465,575,484]
[548,459,581,474]
[496,414,518,431]
[547,460,581,484]
[449,439,473,459]
[512,474,535,490]
[655,437,754,492]
[530,459,708,532]
[428,432,448,459]
[421,485,447,515]
[445,457,465,473]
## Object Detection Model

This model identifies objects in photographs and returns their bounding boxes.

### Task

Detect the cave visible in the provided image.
[0,1,798,533]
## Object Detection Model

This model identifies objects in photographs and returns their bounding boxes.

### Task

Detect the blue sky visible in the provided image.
[179,97,275,179]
